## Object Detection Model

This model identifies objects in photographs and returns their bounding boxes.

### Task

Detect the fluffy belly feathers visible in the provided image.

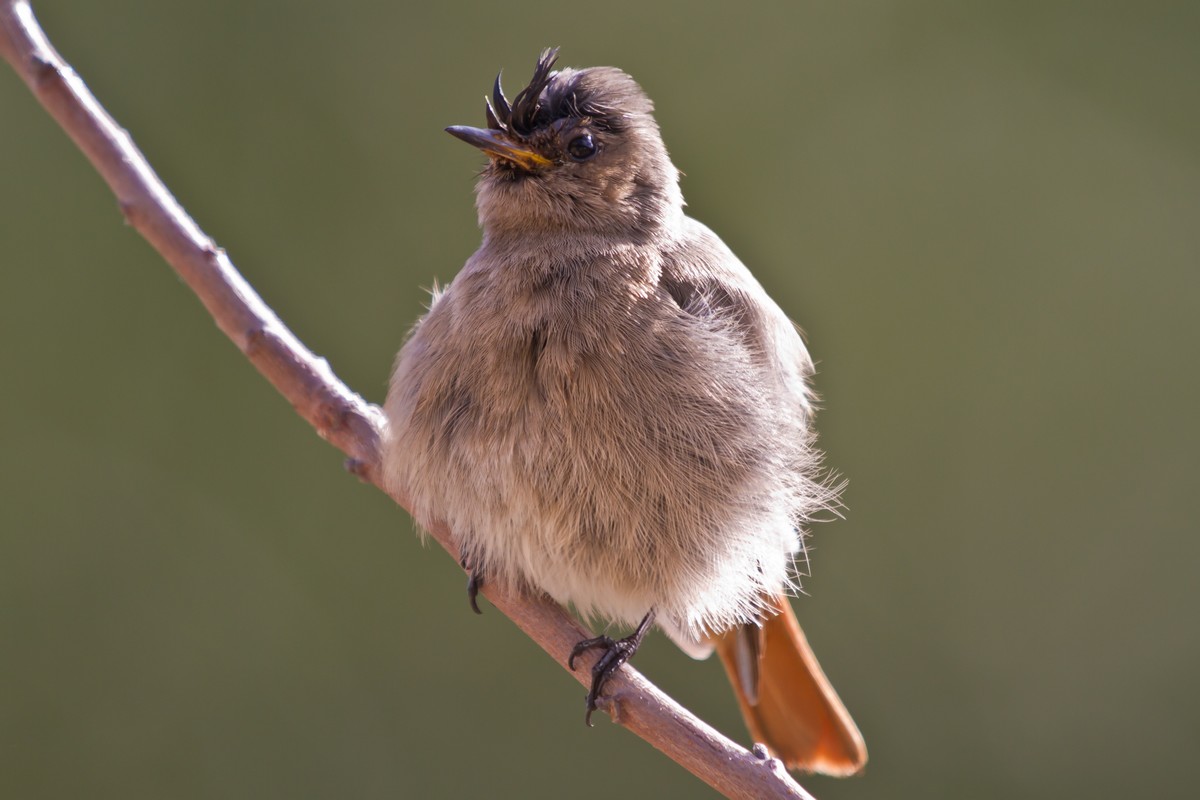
[384,277,803,642]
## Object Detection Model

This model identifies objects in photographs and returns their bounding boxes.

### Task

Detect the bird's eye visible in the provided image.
[566,133,598,161]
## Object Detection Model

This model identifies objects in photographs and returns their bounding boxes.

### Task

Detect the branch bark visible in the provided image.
[0,3,816,798]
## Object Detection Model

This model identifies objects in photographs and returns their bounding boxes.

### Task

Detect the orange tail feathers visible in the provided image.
[713,596,867,776]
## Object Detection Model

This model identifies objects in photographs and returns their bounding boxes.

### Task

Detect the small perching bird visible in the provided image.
[383,48,866,775]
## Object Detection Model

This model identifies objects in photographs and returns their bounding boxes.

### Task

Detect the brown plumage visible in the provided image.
[382,49,866,774]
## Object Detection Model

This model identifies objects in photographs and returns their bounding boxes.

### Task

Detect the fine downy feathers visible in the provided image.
[383,49,865,775]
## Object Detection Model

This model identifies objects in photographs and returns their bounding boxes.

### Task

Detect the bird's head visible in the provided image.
[447,48,683,239]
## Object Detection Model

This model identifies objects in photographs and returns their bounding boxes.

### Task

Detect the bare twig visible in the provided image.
[0,3,817,798]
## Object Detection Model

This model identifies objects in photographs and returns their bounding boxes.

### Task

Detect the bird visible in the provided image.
[381,48,867,775]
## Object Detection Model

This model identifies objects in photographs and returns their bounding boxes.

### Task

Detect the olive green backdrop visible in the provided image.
[2,2,1197,798]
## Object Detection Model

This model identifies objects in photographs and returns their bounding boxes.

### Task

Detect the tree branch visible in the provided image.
[0,3,816,798]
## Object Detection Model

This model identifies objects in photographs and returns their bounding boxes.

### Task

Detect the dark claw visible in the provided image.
[568,634,608,671]
[569,634,619,726]
[460,549,484,615]
[568,610,656,726]
[466,568,484,615]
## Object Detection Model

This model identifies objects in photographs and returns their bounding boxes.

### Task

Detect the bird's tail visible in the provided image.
[713,595,867,776]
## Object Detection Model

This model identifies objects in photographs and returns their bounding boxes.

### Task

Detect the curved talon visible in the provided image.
[460,549,484,615]
[568,610,656,726]
[466,569,484,615]
[569,635,614,671]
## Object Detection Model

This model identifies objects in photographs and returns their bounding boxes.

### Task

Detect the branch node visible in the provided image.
[316,399,353,437]
[117,197,138,225]
[244,324,272,358]
[598,692,624,725]
[29,52,58,88]
[754,749,792,781]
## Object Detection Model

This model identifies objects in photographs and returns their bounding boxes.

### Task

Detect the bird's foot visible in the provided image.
[459,551,484,615]
[569,609,656,726]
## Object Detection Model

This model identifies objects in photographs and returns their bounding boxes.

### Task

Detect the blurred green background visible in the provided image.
[2,2,1197,798]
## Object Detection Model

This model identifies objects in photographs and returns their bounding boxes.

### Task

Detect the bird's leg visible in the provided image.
[569,609,656,726]
[459,550,485,615]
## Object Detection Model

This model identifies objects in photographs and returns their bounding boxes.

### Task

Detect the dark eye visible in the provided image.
[566,133,597,161]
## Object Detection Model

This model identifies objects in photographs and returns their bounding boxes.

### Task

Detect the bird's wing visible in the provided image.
[659,216,817,419]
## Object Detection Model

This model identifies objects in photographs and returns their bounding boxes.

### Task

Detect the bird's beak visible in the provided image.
[446,125,553,171]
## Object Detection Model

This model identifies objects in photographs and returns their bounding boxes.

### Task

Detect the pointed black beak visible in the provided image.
[446,125,552,171]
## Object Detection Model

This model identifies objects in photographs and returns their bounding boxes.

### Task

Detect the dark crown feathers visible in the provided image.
[483,48,642,137]
[486,47,559,136]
